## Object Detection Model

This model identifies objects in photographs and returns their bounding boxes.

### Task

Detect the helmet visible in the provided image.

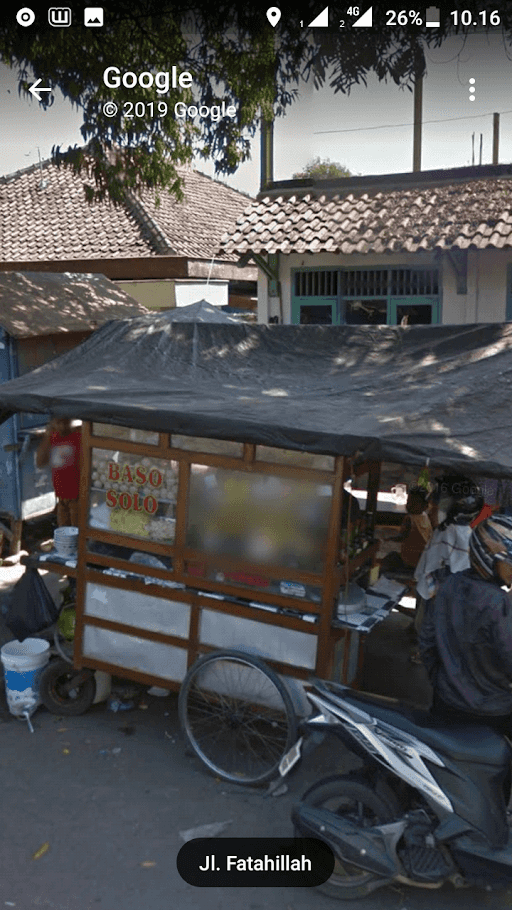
[430,474,483,527]
[470,515,512,582]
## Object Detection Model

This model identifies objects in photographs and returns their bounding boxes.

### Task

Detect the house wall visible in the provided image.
[117,278,242,311]
[257,249,512,325]
[259,251,439,324]
[117,279,176,310]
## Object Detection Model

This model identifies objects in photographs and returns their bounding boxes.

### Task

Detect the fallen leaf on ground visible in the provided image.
[32,842,49,860]
[62,749,70,755]
[179,820,233,843]
[140,861,156,868]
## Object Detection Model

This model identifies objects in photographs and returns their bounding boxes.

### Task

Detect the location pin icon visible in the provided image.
[266,7,281,27]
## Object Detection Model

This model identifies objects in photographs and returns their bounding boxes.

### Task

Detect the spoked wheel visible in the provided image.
[295,774,402,900]
[40,659,96,716]
[178,650,298,786]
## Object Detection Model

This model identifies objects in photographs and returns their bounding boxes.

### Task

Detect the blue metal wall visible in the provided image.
[0,328,21,518]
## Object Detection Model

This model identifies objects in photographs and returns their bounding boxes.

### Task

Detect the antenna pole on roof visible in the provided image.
[493,112,500,164]
[412,68,423,172]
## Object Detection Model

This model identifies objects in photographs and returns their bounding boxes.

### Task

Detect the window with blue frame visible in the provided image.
[292,267,440,325]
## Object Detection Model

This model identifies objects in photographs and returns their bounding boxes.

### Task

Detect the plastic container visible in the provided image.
[337,582,367,616]
[1,638,50,717]
[93,671,111,704]
[53,526,79,557]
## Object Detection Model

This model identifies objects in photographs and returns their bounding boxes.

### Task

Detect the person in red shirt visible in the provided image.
[37,418,81,526]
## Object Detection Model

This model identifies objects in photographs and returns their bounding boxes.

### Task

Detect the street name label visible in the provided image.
[177,837,334,887]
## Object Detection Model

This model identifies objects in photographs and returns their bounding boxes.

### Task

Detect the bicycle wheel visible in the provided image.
[178,650,298,786]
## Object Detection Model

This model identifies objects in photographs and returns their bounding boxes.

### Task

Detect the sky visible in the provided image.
[1,29,511,198]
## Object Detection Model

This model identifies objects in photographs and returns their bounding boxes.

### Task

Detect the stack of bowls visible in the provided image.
[54,526,79,558]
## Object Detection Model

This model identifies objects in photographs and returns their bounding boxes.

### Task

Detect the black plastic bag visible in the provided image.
[6,567,59,641]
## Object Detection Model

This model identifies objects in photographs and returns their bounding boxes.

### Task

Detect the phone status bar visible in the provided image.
[267,7,502,30]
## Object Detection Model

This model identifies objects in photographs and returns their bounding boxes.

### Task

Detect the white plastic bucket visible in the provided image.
[1,639,50,717]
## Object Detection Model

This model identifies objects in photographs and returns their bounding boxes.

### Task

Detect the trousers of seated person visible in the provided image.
[57,497,79,527]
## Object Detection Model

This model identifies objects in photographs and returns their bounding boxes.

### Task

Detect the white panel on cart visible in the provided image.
[84,583,190,638]
[82,626,188,681]
[199,609,317,669]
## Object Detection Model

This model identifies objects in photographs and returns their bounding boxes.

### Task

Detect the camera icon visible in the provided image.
[16,7,36,26]
[48,7,72,26]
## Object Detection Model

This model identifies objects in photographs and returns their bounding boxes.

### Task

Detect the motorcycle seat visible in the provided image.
[333,685,511,767]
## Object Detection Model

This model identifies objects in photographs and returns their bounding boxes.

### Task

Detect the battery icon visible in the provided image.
[425,6,440,27]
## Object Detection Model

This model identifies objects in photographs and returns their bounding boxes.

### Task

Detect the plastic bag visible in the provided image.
[6,568,59,641]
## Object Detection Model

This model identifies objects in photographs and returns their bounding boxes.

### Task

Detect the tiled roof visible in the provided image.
[0,158,253,263]
[222,165,512,256]
[0,271,148,337]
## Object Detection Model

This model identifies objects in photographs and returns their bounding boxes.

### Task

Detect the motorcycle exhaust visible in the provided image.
[292,802,405,880]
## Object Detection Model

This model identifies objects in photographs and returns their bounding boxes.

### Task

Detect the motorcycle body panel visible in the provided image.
[291,679,512,895]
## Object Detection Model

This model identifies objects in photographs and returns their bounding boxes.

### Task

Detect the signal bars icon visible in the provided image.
[308,5,329,27]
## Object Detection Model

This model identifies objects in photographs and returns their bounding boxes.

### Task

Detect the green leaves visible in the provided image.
[2,1,510,201]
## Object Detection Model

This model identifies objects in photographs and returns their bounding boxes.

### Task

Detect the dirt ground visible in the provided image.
[0,687,509,910]
[0,516,509,909]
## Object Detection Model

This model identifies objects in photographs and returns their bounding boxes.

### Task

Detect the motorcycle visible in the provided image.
[280,677,512,899]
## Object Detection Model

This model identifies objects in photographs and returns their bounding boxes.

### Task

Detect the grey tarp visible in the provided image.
[1,315,512,477]
[160,300,240,323]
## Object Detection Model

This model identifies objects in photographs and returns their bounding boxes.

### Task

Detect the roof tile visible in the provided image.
[223,173,512,256]
[0,159,254,263]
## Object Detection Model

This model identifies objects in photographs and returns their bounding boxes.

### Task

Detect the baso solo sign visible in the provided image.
[105,462,162,515]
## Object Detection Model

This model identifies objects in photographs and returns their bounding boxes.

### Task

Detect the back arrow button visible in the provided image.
[29,78,52,101]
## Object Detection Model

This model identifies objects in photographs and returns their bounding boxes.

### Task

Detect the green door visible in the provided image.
[388,297,440,325]
[292,297,338,325]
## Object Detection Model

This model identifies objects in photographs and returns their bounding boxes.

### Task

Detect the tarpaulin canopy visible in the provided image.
[161,300,240,323]
[1,314,512,477]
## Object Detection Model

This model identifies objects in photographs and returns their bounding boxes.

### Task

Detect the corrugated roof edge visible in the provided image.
[260,163,512,200]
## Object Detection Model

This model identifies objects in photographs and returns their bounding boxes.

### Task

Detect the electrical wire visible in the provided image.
[314,110,512,136]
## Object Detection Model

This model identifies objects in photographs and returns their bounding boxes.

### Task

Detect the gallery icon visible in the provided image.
[16,7,36,26]
[48,7,71,27]
[84,7,103,26]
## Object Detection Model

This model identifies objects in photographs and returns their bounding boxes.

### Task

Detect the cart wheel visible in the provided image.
[178,649,298,786]
[40,659,96,716]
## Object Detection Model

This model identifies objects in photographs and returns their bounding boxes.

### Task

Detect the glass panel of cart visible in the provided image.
[88,448,178,543]
[186,464,332,572]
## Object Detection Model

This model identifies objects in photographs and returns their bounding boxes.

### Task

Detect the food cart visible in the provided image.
[2,318,512,714]
[34,423,383,700]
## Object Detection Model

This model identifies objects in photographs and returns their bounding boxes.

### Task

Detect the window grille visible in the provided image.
[390,269,438,296]
[294,267,438,299]
[339,270,389,297]
[294,270,338,296]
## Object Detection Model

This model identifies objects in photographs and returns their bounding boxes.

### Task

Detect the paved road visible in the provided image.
[0,688,510,910]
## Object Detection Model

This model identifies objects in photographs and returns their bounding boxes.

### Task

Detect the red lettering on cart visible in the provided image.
[149,469,163,488]
[121,464,133,483]
[144,495,158,514]
[135,466,146,485]
[105,489,159,515]
[108,462,120,481]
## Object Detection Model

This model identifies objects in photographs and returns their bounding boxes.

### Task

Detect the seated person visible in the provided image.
[411,474,483,662]
[419,514,512,739]
[380,484,432,575]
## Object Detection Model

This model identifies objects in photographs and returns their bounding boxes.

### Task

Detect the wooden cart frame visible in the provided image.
[65,422,380,691]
